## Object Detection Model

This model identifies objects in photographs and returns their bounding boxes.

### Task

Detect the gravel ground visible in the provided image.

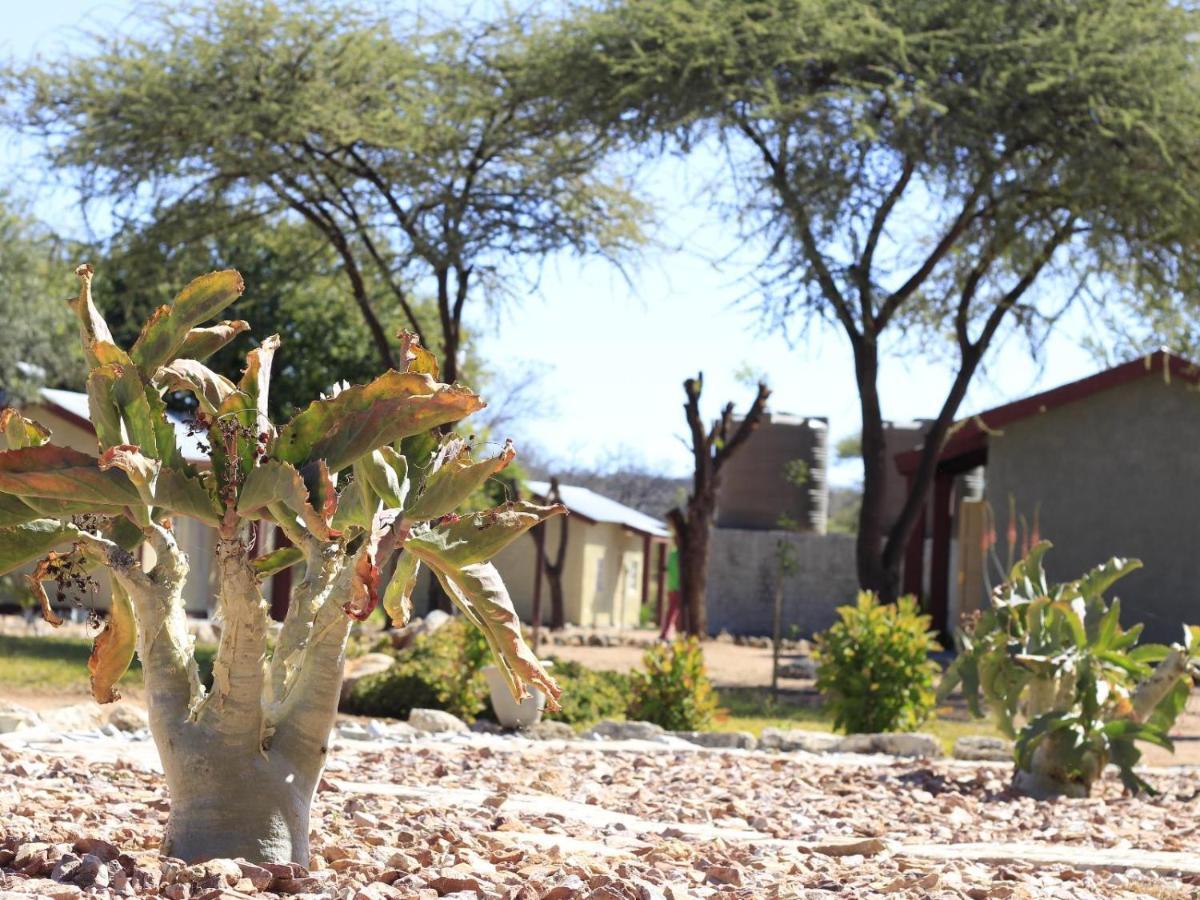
[1,731,1198,899]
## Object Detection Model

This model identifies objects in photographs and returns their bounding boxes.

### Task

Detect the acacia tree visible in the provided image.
[0,265,561,864]
[0,196,82,403]
[6,0,646,383]
[558,0,1200,599]
[667,374,769,636]
[93,213,436,420]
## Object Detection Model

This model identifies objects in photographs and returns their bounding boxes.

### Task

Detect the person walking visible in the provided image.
[658,543,683,641]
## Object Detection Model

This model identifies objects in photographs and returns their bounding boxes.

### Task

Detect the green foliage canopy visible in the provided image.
[7,0,648,382]
[553,0,1200,595]
[0,197,83,403]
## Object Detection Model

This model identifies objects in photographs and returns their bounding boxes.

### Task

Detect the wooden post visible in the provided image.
[902,487,927,598]
[655,542,667,626]
[955,499,988,623]
[928,471,954,637]
[640,533,651,609]
[531,522,546,650]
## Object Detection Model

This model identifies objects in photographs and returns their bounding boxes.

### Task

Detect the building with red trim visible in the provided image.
[896,350,1200,641]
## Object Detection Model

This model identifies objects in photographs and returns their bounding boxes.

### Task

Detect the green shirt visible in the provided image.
[666,547,681,592]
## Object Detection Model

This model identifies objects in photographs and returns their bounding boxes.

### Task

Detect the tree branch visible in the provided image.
[857,156,915,321]
[734,118,861,339]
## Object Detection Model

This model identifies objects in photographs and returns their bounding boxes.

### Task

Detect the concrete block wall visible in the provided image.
[704,529,858,637]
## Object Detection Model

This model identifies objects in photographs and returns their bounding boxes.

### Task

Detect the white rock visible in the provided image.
[408,708,469,733]
[759,728,841,753]
[836,732,943,758]
[105,705,149,733]
[0,702,40,734]
[672,730,757,750]
[38,704,107,734]
[583,719,664,741]
[953,735,1013,761]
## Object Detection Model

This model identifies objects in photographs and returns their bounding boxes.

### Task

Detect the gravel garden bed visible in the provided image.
[1,723,1198,899]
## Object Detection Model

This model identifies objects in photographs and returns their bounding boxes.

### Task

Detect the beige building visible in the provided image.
[492,481,670,628]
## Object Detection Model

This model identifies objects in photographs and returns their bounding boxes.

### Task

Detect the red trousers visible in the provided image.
[659,590,683,640]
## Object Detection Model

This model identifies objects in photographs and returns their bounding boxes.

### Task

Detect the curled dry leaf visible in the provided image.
[89,582,138,704]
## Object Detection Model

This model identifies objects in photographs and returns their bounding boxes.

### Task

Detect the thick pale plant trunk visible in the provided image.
[160,741,318,864]
[91,526,352,864]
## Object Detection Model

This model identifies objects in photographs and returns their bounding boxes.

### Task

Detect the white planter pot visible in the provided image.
[483,664,549,729]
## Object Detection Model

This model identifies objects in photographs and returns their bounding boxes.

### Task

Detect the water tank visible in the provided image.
[715,413,830,533]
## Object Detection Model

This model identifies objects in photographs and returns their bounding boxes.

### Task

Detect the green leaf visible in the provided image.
[98,444,222,525]
[330,472,377,533]
[109,355,159,455]
[0,444,142,506]
[0,493,39,527]
[85,366,126,450]
[252,545,305,578]
[238,459,339,540]
[382,549,420,626]
[1129,643,1173,664]
[143,383,187,472]
[209,335,279,480]
[1092,597,1121,651]
[0,410,51,451]
[356,447,409,511]
[425,558,560,710]
[1077,557,1142,601]
[0,519,79,576]
[274,371,484,473]
[404,438,516,521]
[155,359,240,416]
[177,319,250,361]
[129,270,245,373]
[404,501,566,570]
[69,264,117,369]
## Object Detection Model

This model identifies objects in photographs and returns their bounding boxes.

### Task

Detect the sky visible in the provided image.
[0,0,1107,486]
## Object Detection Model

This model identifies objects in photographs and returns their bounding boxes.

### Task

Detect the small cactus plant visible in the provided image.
[0,265,562,864]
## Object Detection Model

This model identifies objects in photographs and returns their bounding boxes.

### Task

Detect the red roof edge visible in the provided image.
[895,350,1200,475]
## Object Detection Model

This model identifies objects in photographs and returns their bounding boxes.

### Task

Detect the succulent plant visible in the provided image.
[0,265,563,864]
[940,542,1198,798]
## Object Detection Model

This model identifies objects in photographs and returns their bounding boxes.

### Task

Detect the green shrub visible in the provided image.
[627,637,718,730]
[537,658,629,726]
[941,543,1199,797]
[814,592,941,734]
[344,618,490,721]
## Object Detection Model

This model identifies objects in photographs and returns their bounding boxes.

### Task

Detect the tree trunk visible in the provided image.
[99,526,352,865]
[547,573,566,631]
[852,341,893,599]
[160,739,319,864]
[679,507,711,637]
[540,480,569,631]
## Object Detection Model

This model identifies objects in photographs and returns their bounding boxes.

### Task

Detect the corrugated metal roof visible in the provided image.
[526,480,670,538]
[39,388,211,464]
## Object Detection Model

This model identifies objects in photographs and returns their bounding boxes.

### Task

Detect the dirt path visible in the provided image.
[540,637,804,688]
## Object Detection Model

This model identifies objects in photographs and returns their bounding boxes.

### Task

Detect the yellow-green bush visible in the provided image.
[346,618,490,721]
[537,658,629,726]
[627,637,718,730]
[814,592,941,734]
